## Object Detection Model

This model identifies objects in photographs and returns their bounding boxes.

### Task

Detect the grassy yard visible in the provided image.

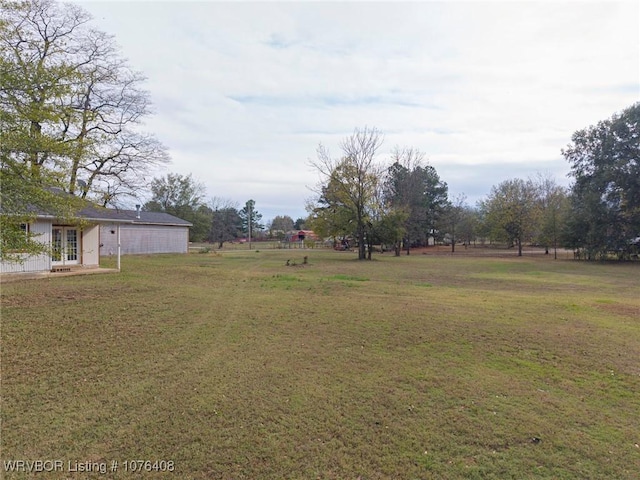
[1,250,639,479]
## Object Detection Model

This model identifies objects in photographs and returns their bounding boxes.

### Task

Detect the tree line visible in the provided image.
[307,104,639,261]
[479,102,639,260]
[142,173,305,245]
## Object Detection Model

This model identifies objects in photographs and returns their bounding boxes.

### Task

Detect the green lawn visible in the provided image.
[1,250,639,479]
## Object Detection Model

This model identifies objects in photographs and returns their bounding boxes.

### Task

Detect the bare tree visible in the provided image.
[443,193,468,253]
[310,127,384,260]
[209,196,239,212]
[59,29,168,203]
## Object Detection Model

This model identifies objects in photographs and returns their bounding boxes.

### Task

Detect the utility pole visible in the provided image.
[248,200,252,250]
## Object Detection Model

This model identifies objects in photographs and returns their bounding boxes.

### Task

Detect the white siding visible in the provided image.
[0,220,52,273]
[100,224,189,255]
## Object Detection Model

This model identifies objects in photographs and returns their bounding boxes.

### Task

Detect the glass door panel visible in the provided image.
[52,228,63,263]
[66,229,78,262]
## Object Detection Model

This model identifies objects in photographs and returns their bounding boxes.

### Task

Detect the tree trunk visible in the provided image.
[358,230,366,260]
[28,120,43,177]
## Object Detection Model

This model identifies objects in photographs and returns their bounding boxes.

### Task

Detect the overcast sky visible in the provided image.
[74,0,639,222]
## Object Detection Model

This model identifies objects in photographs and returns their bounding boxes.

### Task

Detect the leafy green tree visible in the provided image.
[190,204,214,243]
[293,217,306,230]
[479,178,539,256]
[562,102,640,259]
[1,0,76,178]
[0,162,82,261]
[268,215,294,239]
[1,0,171,260]
[441,194,468,253]
[367,203,408,257]
[239,199,264,240]
[210,207,241,248]
[1,1,82,261]
[457,206,480,247]
[532,173,569,259]
[385,147,448,254]
[145,173,204,216]
[144,173,210,242]
[306,176,355,248]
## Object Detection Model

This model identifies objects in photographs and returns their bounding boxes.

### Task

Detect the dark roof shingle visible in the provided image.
[76,206,192,226]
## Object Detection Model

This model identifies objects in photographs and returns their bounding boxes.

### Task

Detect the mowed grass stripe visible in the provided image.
[1,250,639,479]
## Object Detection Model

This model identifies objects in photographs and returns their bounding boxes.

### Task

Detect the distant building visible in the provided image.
[284,230,319,243]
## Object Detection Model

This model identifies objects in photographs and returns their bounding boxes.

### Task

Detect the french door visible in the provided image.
[52,227,79,266]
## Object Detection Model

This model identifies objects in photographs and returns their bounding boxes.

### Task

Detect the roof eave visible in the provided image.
[132,222,193,227]
[35,214,134,224]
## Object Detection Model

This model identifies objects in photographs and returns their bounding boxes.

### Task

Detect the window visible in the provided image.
[5,223,31,253]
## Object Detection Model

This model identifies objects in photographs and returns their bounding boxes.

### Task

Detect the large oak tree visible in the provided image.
[479,178,539,256]
[309,127,384,260]
[562,102,640,259]
[1,0,168,206]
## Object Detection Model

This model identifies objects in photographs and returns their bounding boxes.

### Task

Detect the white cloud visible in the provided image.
[76,0,639,219]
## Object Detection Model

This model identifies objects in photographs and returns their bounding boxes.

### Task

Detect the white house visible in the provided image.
[1,206,191,275]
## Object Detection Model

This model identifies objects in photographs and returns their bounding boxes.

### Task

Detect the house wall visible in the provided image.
[82,225,100,267]
[0,220,52,273]
[100,224,189,255]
